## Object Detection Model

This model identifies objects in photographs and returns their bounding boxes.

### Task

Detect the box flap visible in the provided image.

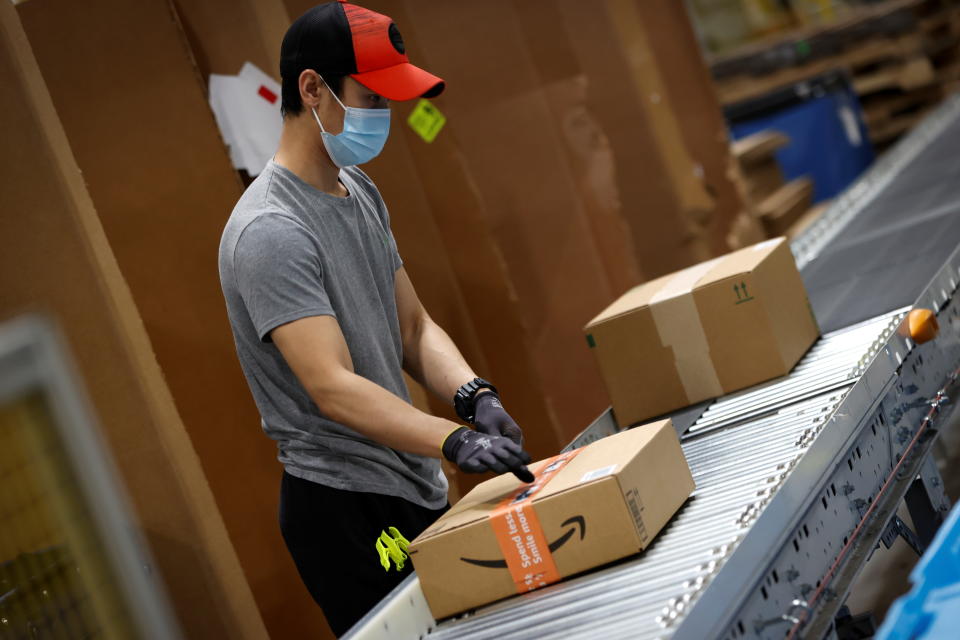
[540,419,672,496]
[694,237,784,288]
[586,239,786,329]
[585,275,673,327]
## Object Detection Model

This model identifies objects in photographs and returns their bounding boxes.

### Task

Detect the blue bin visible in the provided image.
[727,71,875,204]
[876,503,960,640]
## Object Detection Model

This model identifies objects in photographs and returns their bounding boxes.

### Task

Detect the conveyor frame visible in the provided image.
[344,94,960,640]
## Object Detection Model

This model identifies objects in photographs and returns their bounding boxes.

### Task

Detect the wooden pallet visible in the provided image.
[715,3,960,146]
[862,84,944,129]
[755,177,814,237]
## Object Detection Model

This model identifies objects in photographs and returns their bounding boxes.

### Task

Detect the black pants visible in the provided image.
[279,471,448,637]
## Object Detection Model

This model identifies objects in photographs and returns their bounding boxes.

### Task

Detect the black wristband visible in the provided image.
[453,377,498,422]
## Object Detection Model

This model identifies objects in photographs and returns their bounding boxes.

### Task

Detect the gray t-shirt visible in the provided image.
[218,161,448,509]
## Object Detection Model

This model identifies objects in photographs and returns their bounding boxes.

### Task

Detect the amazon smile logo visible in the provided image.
[459,516,586,568]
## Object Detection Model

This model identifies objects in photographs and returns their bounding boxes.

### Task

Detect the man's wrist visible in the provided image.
[440,425,470,461]
[453,377,498,422]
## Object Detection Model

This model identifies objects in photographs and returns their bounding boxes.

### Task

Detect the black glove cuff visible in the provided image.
[473,390,501,409]
[441,427,470,462]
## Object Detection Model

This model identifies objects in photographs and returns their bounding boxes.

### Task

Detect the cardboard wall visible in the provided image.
[330,0,630,448]
[14,0,326,637]
[173,0,290,81]
[636,0,743,257]
[0,3,267,637]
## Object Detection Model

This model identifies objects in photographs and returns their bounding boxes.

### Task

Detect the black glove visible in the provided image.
[472,393,524,446]
[442,427,535,483]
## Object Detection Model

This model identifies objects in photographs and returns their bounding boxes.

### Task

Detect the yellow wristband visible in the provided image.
[440,425,468,457]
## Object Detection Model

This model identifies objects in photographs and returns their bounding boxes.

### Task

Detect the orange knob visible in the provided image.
[900,308,939,344]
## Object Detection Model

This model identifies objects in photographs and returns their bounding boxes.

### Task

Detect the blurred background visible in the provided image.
[2,0,959,638]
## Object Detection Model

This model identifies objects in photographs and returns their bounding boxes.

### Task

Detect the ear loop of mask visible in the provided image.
[310,74,347,134]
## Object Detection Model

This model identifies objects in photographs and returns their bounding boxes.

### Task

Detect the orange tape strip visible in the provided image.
[489,449,582,593]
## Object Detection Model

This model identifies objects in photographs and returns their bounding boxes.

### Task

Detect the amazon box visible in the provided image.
[408,419,694,619]
[585,237,819,428]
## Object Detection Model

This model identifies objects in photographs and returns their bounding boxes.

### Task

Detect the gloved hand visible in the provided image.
[442,426,535,483]
[472,392,524,446]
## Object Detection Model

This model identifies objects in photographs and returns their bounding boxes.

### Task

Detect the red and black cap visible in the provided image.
[280,1,444,101]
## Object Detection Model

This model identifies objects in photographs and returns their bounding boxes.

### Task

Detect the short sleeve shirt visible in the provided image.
[218,161,447,509]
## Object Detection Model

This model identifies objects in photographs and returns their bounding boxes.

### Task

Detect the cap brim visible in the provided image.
[351,62,445,101]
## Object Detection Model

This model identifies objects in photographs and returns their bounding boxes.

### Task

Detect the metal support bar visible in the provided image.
[880,515,924,556]
[798,431,940,639]
[905,477,945,551]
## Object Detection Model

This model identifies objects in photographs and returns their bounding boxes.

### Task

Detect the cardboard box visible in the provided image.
[585,238,819,427]
[409,419,694,620]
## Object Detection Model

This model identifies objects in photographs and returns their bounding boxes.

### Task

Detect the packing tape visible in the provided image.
[489,449,583,594]
[649,258,724,402]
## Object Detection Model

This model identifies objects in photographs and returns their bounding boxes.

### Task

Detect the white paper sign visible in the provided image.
[208,62,282,176]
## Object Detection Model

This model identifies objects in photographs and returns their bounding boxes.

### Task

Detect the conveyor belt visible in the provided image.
[794,93,960,332]
[425,312,905,640]
[346,87,960,640]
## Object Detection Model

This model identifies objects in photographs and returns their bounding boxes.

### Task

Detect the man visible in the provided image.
[218,1,535,635]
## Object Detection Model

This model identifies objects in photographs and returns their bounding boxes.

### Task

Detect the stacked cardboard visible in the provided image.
[732,131,815,238]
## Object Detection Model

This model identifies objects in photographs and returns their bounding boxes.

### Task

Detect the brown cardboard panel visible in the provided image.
[557,0,716,278]
[356,0,616,448]
[415,52,617,443]
[513,2,645,294]
[14,1,323,637]
[727,210,770,250]
[757,178,814,236]
[605,0,714,219]
[410,420,693,619]
[752,241,821,369]
[698,238,780,285]
[613,420,696,548]
[0,3,267,637]
[732,130,791,165]
[586,275,675,326]
[695,273,786,392]
[742,159,787,204]
[631,0,745,257]
[173,0,290,81]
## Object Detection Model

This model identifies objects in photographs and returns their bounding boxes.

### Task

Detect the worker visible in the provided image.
[218,1,535,635]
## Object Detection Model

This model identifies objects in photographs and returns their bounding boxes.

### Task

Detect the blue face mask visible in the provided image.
[311,80,391,168]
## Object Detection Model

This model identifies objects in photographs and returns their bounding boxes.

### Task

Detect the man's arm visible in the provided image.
[394,267,478,400]
[272,315,456,457]
[271,315,532,479]
[395,268,526,447]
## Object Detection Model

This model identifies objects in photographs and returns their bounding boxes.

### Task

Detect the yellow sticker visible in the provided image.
[407,99,446,143]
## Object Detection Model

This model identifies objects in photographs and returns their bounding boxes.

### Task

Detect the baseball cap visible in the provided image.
[280,1,445,101]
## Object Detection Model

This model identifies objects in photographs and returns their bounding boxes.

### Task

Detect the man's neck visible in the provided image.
[273,114,347,197]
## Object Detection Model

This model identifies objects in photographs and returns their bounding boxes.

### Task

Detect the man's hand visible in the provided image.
[472,393,524,446]
[442,427,535,483]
